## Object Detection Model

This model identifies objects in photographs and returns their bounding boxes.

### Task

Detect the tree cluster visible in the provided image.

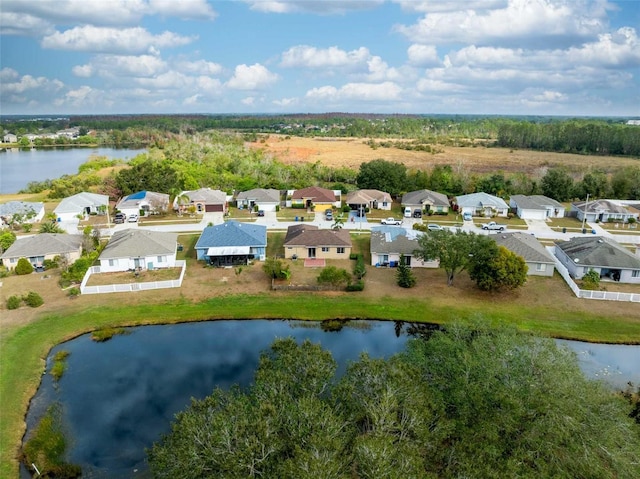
[148,324,640,479]
[414,230,527,290]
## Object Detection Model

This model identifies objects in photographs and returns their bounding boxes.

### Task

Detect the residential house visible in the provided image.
[492,232,555,276]
[345,189,393,212]
[0,201,45,226]
[195,221,266,266]
[98,229,178,272]
[176,188,228,213]
[401,189,450,215]
[236,188,281,212]
[289,186,341,210]
[116,190,170,218]
[509,195,565,220]
[283,224,351,260]
[53,192,109,222]
[3,133,17,143]
[0,233,83,270]
[571,199,639,223]
[370,225,438,268]
[455,192,509,218]
[554,236,640,283]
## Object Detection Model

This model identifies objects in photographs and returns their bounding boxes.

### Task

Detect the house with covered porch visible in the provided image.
[98,229,178,272]
[195,221,266,266]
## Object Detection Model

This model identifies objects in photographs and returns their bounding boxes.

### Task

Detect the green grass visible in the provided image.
[50,350,70,381]
[3,287,640,476]
[90,327,129,342]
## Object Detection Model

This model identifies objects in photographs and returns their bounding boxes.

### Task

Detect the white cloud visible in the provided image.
[41,26,196,53]
[273,97,298,107]
[241,96,256,105]
[53,85,108,109]
[394,0,508,14]
[0,11,53,36]
[226,64,278,90]
[394,0,610,48]
[183,94,202,106]
[0,0,216,32]
[176,59,224,76]
[407,44,440,66]
[73,54,168,78]
[136,71,192,89]
[281,45,370,68]
[0,73,63,94]
[245,1,383,14]
[567,27,640,68]
[0,68,20,82]
[306,81,402,101]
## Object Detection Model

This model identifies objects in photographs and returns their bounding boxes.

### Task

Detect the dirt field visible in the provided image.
[248,135,639,175]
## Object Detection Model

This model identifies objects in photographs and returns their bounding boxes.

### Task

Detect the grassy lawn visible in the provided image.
[85,267,182,286]
[548,216,586,230]
[3,235,640,477]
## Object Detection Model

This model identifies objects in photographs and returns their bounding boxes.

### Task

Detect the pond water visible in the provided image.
[21,320,640,479]
[0,147,145,194]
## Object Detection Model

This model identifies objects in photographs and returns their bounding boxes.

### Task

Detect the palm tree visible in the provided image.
[332,216,345,230]
[39,222,65,234]
[169,188,190,216]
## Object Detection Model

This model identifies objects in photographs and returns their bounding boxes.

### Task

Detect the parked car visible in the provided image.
[404,207,412,217]
[381,217,402,225]
[325,209,333,220]
[128,213,139,223]
[114,212,126,224]
[257,210,265,217]
[427,224,444,231]
[481,221,506,231]
[462,212,473,221]
[413,209,422,218]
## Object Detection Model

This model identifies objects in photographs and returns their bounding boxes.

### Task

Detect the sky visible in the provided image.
[1,0,639,117]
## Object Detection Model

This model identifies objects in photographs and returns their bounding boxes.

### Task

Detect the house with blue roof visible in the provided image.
[195,221,267,266]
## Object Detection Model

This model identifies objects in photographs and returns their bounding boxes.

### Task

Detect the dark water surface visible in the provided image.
[0,147,144,193]
[21,320,640,479]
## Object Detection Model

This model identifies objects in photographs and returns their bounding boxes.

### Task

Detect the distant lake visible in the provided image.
[0,147,145,194]
[20,320,640,479]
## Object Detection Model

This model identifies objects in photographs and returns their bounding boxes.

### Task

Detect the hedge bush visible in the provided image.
[7,295,21,310]
[24,291,44,308]
[15,258,34,275]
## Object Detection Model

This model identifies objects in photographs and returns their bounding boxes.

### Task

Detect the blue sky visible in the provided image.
[1,0,639,116]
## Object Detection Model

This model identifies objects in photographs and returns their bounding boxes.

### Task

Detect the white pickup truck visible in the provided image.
[381,217,402,225]
[481,221,506,231]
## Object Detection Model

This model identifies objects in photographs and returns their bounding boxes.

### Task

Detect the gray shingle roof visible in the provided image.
[236,188,281,203]
[0,233,83,259]
[492,232,555,264]
[555,236,640,269]
[0,201,44,217]
[456,192,509,209]
[401,189,449,207]
[195,221,267,249]
[183,188,227,204]
[571,199,633,215]
[370,226,423,255]
[510,195,564,211]
[99,230,178,259]
[284,225,352,247]
[53,192,109,214]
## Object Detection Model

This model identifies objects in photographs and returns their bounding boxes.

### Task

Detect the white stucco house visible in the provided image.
[401,189,449,214]
[0,201,45,226]
[0,234,84,270]
[116,190,170,218]
[98,229,178,272]
[571,199,639,224]
[346,189,393,211]
[236,188,281,212]
[3,133,17,143]
[455,192,509,218]
[54,192,109,222]
[492,232,555,276]
[509,195,565,220]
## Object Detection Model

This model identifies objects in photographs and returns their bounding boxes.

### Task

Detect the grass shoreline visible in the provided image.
[2,293,640,477]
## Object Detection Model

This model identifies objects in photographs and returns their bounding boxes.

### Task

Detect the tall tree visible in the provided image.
[396,254,416,288]
[413,230,488,286]
[356,159,407,196]
[468,245,528,291]
[541,167,574,201]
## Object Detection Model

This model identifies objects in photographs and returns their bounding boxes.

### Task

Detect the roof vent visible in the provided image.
[597,239,603,243]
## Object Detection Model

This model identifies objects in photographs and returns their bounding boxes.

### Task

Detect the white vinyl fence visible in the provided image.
[80,260,186,295]
[546,246,640,303]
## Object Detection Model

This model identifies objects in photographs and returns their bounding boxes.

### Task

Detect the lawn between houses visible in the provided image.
[2,236,640,477]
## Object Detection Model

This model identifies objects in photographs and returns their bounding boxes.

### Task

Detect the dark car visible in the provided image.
[413,210,422,218]
[114,212,126,224]
[257,210,265,217]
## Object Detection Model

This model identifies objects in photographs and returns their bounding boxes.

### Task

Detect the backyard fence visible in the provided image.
[80,260,186,295]
[546,246,640,303]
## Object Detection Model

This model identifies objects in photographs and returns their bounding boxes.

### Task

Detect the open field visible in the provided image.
[248,135,640,175]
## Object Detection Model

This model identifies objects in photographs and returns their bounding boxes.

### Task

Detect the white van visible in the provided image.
[404,207,412,217]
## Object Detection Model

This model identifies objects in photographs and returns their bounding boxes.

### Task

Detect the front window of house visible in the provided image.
[337,247,345,254]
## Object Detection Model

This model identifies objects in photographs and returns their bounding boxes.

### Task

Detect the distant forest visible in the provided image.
[2,114,640,157]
